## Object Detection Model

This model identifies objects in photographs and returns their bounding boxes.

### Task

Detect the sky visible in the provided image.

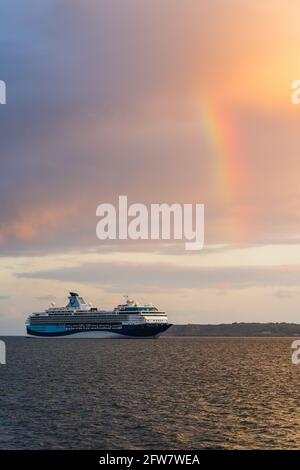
[1,0,300,333]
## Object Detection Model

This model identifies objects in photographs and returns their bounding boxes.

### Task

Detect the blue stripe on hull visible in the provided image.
[27,323,172,338]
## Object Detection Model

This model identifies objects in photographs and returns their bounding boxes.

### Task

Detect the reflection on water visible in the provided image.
[0,336,299,449]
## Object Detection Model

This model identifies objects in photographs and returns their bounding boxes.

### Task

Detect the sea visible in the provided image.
[0,336,300,449]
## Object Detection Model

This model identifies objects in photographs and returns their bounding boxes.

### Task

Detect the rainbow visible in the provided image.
[200,98,249,241]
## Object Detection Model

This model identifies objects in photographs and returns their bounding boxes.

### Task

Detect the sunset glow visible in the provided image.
[1,0,300,333]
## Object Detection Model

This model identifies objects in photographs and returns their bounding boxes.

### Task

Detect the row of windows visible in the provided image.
[65,323,122,329]
[31,314,167,320]
[30,316,146,322]
[117,307,158,312]
[31,319,165,324]
[34,313,166,320]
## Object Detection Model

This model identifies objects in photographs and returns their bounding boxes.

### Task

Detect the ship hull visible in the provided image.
[26,323,172,338]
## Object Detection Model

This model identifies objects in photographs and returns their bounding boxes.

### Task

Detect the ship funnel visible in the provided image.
[66,292,90,310]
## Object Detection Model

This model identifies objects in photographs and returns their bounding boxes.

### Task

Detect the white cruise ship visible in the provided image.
[26,292,171,338]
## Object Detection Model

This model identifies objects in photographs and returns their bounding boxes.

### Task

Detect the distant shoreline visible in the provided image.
[164,323,300,337]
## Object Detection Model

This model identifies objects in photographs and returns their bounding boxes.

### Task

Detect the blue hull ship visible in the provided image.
[26,293,172,339]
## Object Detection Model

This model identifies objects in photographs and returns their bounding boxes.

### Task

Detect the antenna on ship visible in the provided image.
[123,295,135,305]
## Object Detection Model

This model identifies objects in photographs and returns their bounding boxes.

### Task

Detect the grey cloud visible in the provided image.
[14,262,300,291]
[35,295,56,301]
[273,289,293,299]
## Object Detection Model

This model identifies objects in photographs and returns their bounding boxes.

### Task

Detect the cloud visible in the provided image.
[0,296,10,300]
[35,295,56,301]
[1,0,300,256]
[273,288,293,299]
[15,261,300,292]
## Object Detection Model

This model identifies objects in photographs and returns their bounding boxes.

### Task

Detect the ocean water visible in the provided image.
[0,336,300,449]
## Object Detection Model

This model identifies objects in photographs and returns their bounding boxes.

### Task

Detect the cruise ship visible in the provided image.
[26,292,171,338]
